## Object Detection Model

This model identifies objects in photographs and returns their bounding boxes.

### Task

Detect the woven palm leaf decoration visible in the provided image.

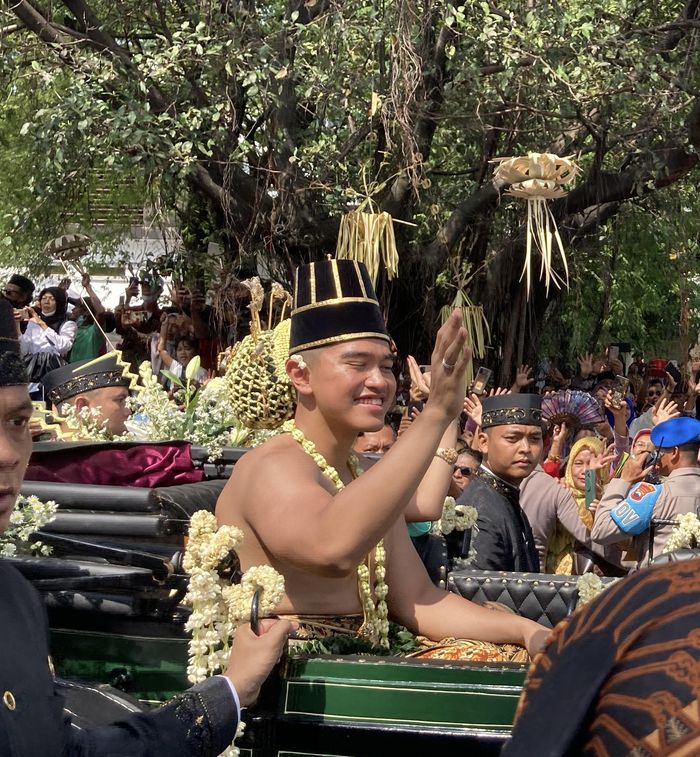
[43,233,92,271]
[335,200,399,286]
[439,289,490,390]
[491,153,579,295]
[224,278,296,430]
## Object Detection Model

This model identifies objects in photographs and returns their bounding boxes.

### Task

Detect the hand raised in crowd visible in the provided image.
[619,451,654,485]
[652,397,681,426]
[225,619,295,707]
[426,309,471,422]
[547,421,568,461]
[577,352,594,377]
[587,443,615,473]
[663,370,677,396]
[406,354,431,401]
[512,364,534,392]
[397,403,422,437]
[81,272,92,289]
[604,389,625,415]
[58,277,71,290]
[125,279,139,300]
[463,392,483,427]
[594,419,614,441]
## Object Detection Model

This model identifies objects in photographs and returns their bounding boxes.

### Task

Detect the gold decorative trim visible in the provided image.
[331,259,343,298]
[291,296,379,315]
[354,260,368,297]
[309,261,316,304]
[290,331,391,353]
[294,267,299,310]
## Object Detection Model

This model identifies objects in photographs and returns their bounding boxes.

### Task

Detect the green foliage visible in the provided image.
[0,0,697,364]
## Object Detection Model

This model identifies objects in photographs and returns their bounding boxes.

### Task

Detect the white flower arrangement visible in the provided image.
[182,510,285,757]
[575,573,620,606]
[663,512,700,553]
[0,495,58,557]
[59,402,112,441]
[433,497,478,536]
[125,363,251,459]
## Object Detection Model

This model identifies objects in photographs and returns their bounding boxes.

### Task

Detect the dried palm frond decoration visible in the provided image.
[335,200,399,286]
[439,289,490,390]
[491,153,579,295]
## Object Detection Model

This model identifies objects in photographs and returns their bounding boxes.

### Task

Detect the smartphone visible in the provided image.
[584,469,597,510]
[608,345,620,362]
[665,361,682,385]
[472,367,492,395]
[611,375,629,407]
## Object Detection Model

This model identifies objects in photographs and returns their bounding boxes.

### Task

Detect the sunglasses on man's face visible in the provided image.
[647,390,662,397]
[453,466,475,477]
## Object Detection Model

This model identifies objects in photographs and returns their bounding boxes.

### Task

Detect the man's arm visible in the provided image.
[65,620,291,756]
[404,419,459,522]
[384,519,548,655]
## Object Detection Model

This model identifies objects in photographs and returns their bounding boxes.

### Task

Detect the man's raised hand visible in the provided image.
[428,309,471,421]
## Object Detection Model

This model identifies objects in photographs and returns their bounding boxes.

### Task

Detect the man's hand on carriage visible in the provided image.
[225,618,296,707]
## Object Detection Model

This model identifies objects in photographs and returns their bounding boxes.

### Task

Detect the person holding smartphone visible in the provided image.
[591,416,700,567]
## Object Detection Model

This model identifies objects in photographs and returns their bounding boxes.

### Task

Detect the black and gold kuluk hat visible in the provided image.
[481,393,543,429]
[289,259,390,354]
[41,352,138,407]
[0,298,27,386]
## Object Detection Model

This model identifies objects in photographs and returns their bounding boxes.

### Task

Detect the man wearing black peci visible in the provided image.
[457,393,542,572]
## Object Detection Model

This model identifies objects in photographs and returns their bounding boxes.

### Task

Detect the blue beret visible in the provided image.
[650,417,700,448]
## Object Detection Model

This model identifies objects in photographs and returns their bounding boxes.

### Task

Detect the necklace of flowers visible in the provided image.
[281,419,389,648]
[182,510,286,757]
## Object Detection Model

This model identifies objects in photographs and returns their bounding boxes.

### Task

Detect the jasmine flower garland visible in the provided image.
[280,419,390,648]
[663,512,700,553]
[0,495,58,557]
[182,511,286,757]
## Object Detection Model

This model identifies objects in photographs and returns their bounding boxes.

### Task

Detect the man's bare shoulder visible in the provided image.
[217,435,329,517]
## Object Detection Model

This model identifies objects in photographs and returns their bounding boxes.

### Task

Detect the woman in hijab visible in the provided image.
[19,285,76,385]
[545,436,613,574]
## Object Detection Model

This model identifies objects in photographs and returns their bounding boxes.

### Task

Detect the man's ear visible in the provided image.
[73,395,90,412]
[477,430,489,455]
[286,359,313,396]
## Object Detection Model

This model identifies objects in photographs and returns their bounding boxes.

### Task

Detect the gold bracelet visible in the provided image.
[435,447,458,465]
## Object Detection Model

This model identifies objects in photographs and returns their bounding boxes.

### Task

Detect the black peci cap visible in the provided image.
[42,353,132,407]
[481,393,543,429]
[289,259,390,354]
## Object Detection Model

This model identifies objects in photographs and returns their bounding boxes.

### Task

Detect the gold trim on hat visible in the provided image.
[294,267,299,310]
[353,261,368,298]
[331,259,342,298]
[291,296,379,315]
[309,261,317,304]
[290,331,390,353]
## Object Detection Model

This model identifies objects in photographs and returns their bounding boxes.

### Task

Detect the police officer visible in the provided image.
[591,416,700,566]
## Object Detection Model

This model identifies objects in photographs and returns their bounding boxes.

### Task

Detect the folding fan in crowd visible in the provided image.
[541,390,604,433]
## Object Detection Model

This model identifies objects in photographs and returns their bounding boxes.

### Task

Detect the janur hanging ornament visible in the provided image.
[491,153,579,295]
[335,199,400,286]
[439,289,490,391]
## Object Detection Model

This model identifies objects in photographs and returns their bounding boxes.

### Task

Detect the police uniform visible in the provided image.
[0,299,239,756]
[591,417,700,566]
[521,467,622,573]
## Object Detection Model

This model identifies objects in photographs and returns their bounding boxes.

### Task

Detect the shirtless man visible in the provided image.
[217,260,547,655]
